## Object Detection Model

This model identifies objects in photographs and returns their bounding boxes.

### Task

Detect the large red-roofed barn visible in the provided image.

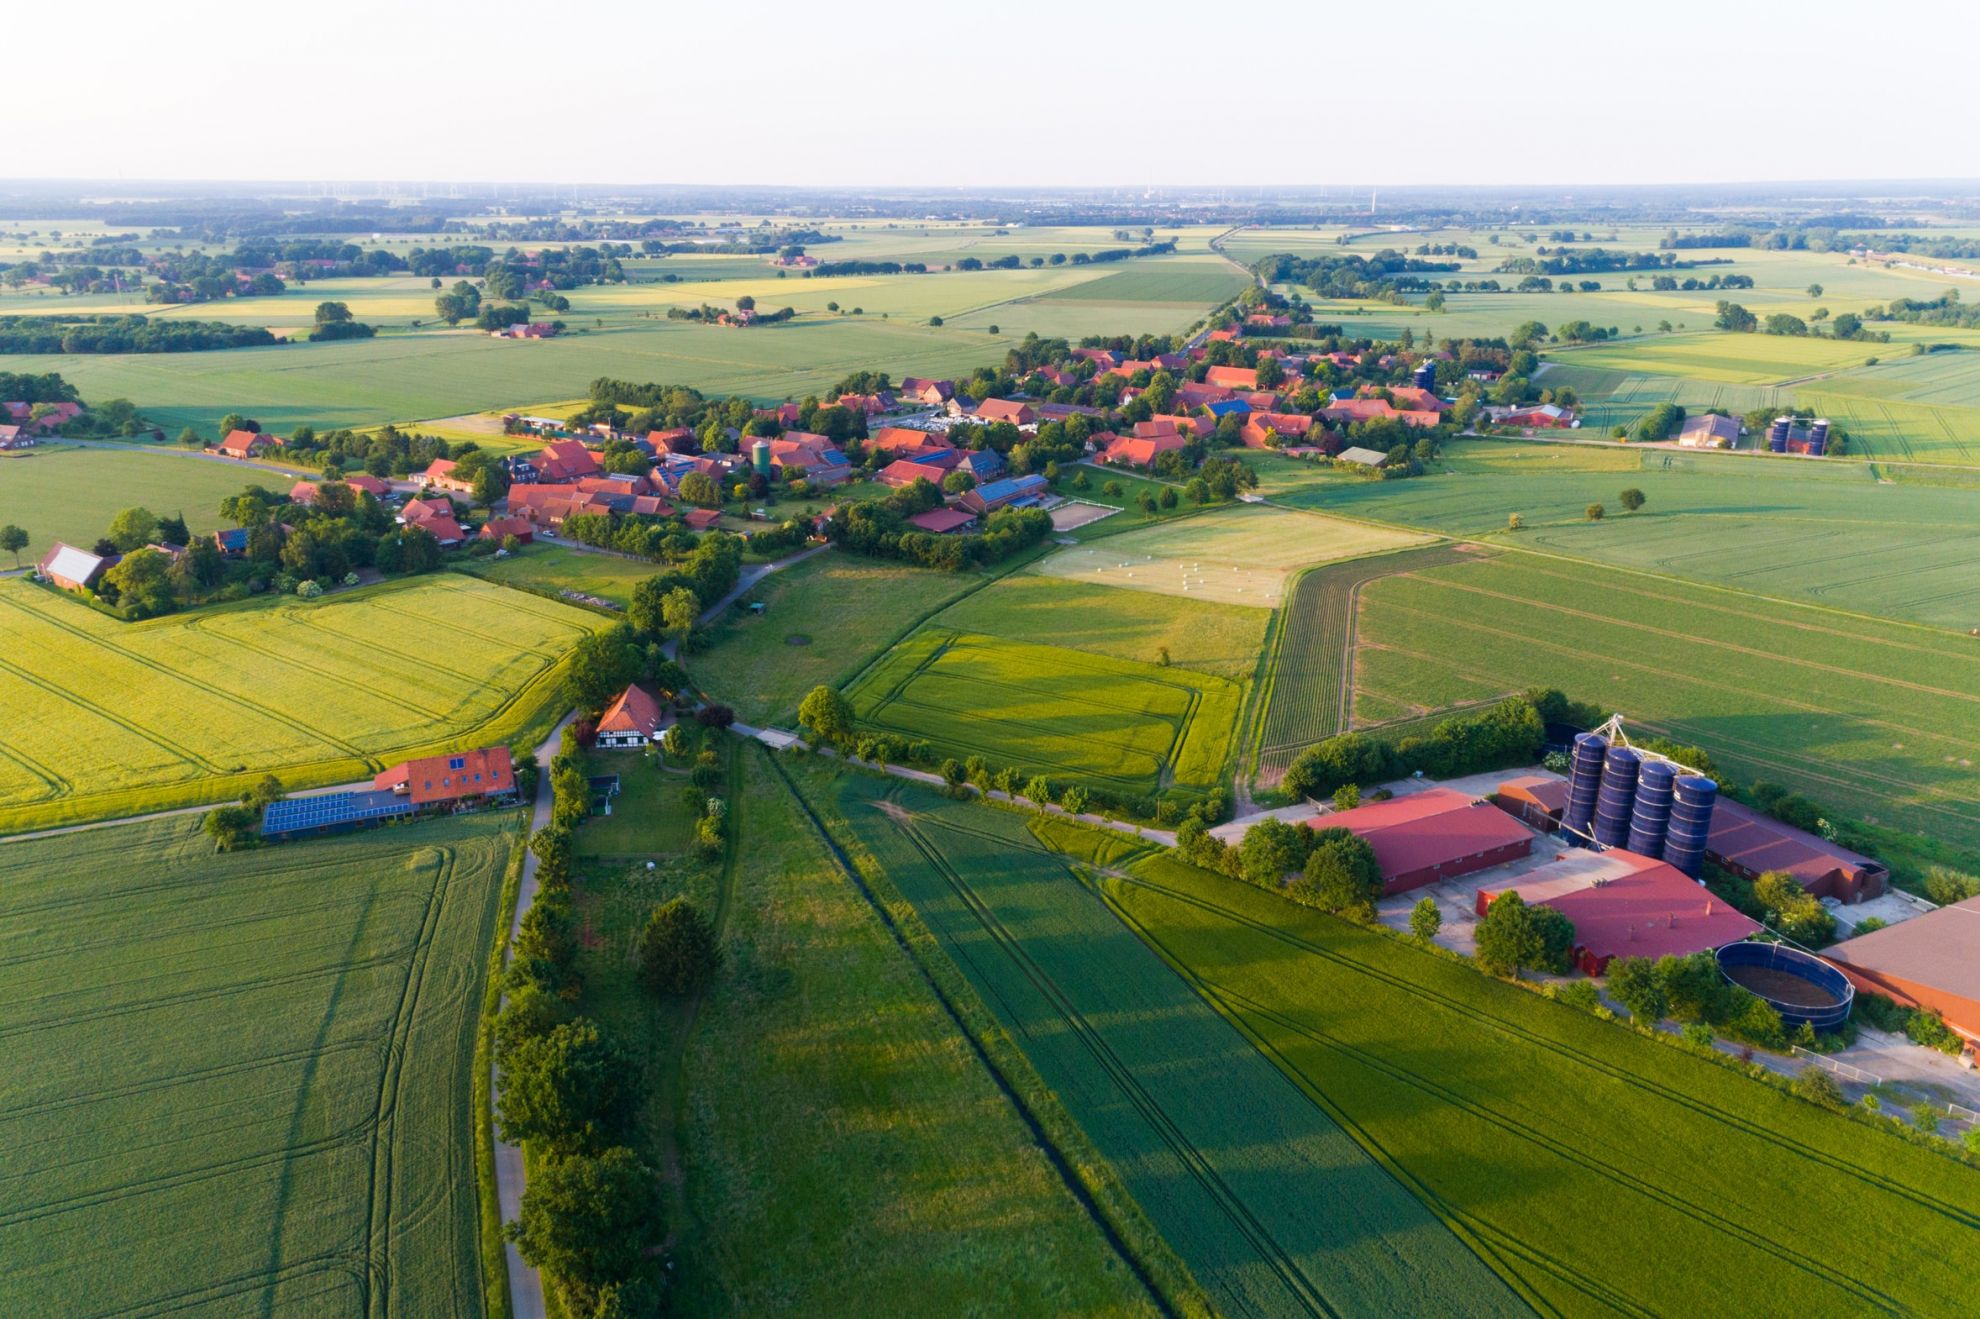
[1476,850,1762,975]
[1705,798,1888,903]
[1324,788,1535,895]
[1826,896,1980,1047]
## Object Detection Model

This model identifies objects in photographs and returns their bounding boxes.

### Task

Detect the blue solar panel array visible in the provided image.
[262,789,415,837]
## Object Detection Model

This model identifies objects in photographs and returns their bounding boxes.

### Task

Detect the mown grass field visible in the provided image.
[0,446,298,556]
[802,772,1528,1318]
[0,812,515,1316]
[1252,544,1486,785]
[574,748,697,858]
[936,571,1271,681]
[1106,853,1980,1318]
[692,551,990,726]
[1350,551,1980,849]
[453,543,657,608]
[847,629,1242,801]
[1257,440,1980,629]
[672,751,1157,1313]
[1036,503,1431,606]
[0,574,602,832]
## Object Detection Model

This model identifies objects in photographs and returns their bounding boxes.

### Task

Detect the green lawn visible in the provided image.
[800,771,1527,1318]
[934,571,1271,681]
[574,748,697,858]
[455,542,657,608]
[1350,550,1980,850]
[690,551,988,726]
[672,750,1158,1313]
[0,445,297,558]
[1107,853,1980,1318]
[0,574,602,833]
[0,812,516,1316]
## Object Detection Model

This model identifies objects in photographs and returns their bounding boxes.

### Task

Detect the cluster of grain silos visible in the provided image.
[1767,416,1829,455]
[1563,731,1716,876]
[1412,361,1437,392]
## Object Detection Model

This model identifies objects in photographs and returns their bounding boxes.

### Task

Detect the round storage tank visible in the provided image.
[1716,942,1854,1032]
[1627,760,1676,859]
[1565,733,1607,834]
[751,439,772,477]
[1664,775,1718,877]
[1593,746,1641,848]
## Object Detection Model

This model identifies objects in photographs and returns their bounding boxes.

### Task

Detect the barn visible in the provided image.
[1495,775,1569,831]
[1825,895,1980,1048]
[1324,788,1536,895]
[1476,849,1762,975]
[1705,798,1888,903]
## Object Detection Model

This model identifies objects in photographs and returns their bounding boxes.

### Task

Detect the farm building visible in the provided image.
[1097,431,1189,469]
[767,433,853,486]
[4,400,81,432]
[341,473,393,499]
[1337,446,1389,467]
[374,746,515,807]
[1825,895,1980,1047]
[259,788,416,840]
[216,429,277,459]
[1495,775,1569,831]
[1173,382,1233,410]
[876,459,951,489]
[973,398,1038,427]
[1240,412,1312,448]
[0,424,33,449]
[536,439,603,482]
[899,377,955,405]
[683,508,723,531]
[1324,788,1536,895]
[1204,365,1260,391]
[1765,416,1833,456]
[1486,403,1577,429]
[907,507,976,535]
[478,515,534,545]
[36,542,113,592]
[595,685,667,748]
[419,458,478,494]
[959,473,1050,515]
[1678,414,1741,448]
[212,527,249,556]
[1705,799,1888,903]
[867,426,954,460]
[1476,849,1762,975]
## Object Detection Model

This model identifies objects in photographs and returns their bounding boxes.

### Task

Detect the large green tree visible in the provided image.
[635,898,722,996]
[0,523,27,568]
[566,626,644,712]
[506,1145,662,1313]
[496,1018,638,1152]
[798,684,854,742]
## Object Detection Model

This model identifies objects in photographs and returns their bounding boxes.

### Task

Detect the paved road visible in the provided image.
[491,711,577,1319]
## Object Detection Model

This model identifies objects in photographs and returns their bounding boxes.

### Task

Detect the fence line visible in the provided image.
[1792,1046,1883,1086]
[1950,1102,1979,1123]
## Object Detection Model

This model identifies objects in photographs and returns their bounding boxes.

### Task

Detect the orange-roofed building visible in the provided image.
[595,685,667,748]
[374,746,515,808]
[1204,365,1259,391]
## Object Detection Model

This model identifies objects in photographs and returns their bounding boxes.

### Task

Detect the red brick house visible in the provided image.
[217,429,277,459]
[478,515,535,545]
[36,542,114,593]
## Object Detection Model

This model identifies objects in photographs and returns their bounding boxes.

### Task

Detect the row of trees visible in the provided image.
[0,314,275,354]
[1281,694,1550,800]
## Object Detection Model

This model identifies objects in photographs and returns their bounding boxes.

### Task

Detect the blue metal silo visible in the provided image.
[1768,417,1790,453]
[1593,746,1641,847]
[1664,776,1719,877]
[1627,759,1676,858]
[1564,733,1607,835]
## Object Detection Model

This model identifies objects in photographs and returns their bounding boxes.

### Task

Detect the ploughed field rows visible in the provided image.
[1105,855,1980,1317]
[0,574,601,832]
[0,813,512,1317]
[810,777,1528,1319]
[846,629,1240,803]
[1350,553,1980,849]
[1253,544,1483,786]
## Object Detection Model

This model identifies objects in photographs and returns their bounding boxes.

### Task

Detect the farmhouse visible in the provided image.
[595,684,667,748]
[767,432,853,486]
[1486,403,1577,429]
[1173,381,1233,410]
[1324,788,1537,895]
[832,391,896,415]
[419,458,478,494]
[959,473,1050,515]
[1704,798,1888,903]
[374,745,516,807]
[1204,365,1260,392]
[0,424,33,449]
[537,438,603,481]
[899,377,955,405]
[1678,414,1741,448]
[683,508,723,531]
[217,429,277,459]
[399,497,455,525]
[867,426,954,461]
[1098,431,1188,469]
[1240,412,1311,448]
[908,507,977,535]
[1476,849,1761,975]
[36,541,114,592]
[877,458,952,488]
[1320,398,1442,429]
[972,398,1037,427]
[342,472,393,499]
[4,400,82,432]
[1825,895,1980,1048]
[212,527,249,556]
[478,515,534,545]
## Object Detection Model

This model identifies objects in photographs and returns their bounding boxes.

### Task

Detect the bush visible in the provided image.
[1790,1065,1846,1110]
[1294,828,1383,920]
[1409,896,1441,942]
[1606,956,1668,1023]
[1553,980,1603,1014]
[1924,866,1980,906]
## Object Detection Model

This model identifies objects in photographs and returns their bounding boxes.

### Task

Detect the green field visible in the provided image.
[1252,544,1486,784]
[803,772,1528,1318]
[847,629,1242,802]
[1350,551,1980,849]
[574,748,697,858]
[673,751,1157,1313]
[1106,853,1980,1317]
[0,812,515,1316]
[0,446,303,557]
[935,571,1271,681]
[1256,440,1980,629]
[0,574,601,832]
[1036,503,1432,606]
[692,551,989,726]
[454,542,657,608]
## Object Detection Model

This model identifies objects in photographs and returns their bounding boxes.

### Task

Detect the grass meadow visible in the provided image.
[1255,440,1980,629]
[671,750,1157,1313]
[846,629,1242,802]
[800,772,1530,1319]
[692,551,992,726]
[1349,551,1980,849]
[453,542,659,608]
[0,446,300,556]
[1107,854,1980,1318]
[1036,503,1431,607]
[0,574,602,832]
[0,812,515,1316]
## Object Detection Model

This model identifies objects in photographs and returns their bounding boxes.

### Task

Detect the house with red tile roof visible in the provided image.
[908,507,977,535]
[4,401,82,432]
[217,429,277,459]
[595,684,667,748]
[683,508,723,531]
[341,473,393,499]
[418,515,467,547]
[1099,432,1189,469]
[768,432,853,486]
[537,438,603,481]
[374,746,514,808]
[1204,365,1263,391]
[1244,313,1292,331]
[833,391,896,416]
[419,458,479,494]
[1370,385,1447,414]
[1319,397,1443,429]
[1070,347,1121,369]
[899,377,955,405]
[1240,412,1314,448]
[1173,381,1234,410]
[1142,414,1212,438]
[1207,328,1242,343]
[877,458,949,489]
[478,515,534,545]
[398,497,455,525]
[646,427,696,455]
[289,481,322,506]
[867,427,954,460]
[972,398,1038,427]
[753,402,804,427]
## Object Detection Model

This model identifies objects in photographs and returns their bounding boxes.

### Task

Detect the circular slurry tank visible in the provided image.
[1716,941,1854,1031]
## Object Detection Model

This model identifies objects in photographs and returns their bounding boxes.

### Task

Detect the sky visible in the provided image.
[11,0,1980,189]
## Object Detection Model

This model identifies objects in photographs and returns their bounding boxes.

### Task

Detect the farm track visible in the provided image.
[887,809,1337,1318]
